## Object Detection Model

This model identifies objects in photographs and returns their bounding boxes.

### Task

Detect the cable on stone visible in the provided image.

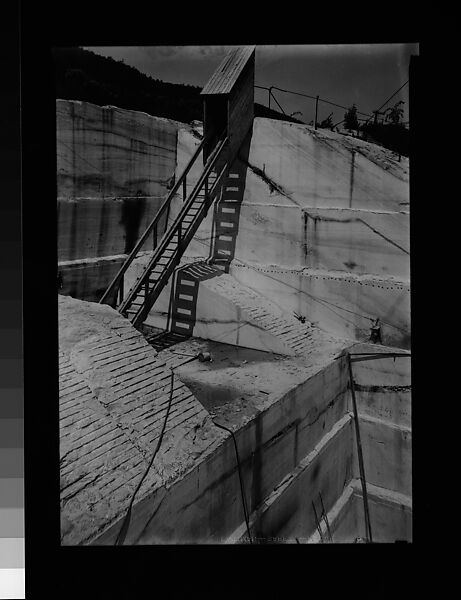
[212,420,253,544]
[114,368,175,545]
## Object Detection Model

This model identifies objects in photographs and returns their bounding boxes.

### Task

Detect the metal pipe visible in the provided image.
[347,353,373,542]
[349,352,410,364]
[314,95,319,130]
[335,351,410,364]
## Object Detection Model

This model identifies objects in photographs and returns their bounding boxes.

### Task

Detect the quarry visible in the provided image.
[58,46,411,545]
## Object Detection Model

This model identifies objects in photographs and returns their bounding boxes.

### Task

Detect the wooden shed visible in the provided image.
[201,46,255,165]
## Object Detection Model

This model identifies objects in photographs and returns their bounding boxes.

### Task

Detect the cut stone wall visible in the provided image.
[57,99,184,263]
[229,261,410,348]
[58,295,225,545]
[57,99,179,200]
[57,106,411,351]
[182,117,410,348]
[56,100,204,300]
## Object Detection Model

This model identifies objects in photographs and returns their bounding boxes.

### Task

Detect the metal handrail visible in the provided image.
[118,133,229,317]
[131,154,230,328]
[99,134,208,305]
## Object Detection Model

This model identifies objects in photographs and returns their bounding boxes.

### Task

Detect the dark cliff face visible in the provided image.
[120,196,147,254]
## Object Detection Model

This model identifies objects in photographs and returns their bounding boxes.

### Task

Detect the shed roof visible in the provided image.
[201,46,255,96]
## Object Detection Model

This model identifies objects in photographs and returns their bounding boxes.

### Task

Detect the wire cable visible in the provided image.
[212,420,253,544]
[363,80,409,126]
[374,80,409,114]
[257,85,373,118]
[114,368,175,545]
[232,258,410,336]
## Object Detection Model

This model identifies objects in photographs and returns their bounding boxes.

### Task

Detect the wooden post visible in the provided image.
[314,95,319,130]
[347,353,373,542]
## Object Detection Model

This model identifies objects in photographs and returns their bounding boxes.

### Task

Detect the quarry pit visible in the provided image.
[57,48,411,545]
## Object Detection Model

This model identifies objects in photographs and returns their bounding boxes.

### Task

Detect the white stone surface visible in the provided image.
[56,99,180,199]
[244,118,409,211]
[230,261,410,348]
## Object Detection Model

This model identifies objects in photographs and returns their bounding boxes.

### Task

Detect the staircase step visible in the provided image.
[171,320,193,331]
[175,309,193,318]
[177,283,196,292]
[215,237,233,245]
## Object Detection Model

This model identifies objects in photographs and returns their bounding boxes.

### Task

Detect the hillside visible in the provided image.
[52,46,303,126]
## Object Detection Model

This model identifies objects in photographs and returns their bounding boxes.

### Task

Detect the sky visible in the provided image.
[84,44,419,126]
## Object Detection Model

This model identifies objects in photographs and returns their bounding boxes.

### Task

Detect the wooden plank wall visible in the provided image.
[227,52,255,161]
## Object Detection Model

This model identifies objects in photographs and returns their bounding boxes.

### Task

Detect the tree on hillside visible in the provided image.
[384,100,405,125]
[319,112,334,129]
[344,104,359,131]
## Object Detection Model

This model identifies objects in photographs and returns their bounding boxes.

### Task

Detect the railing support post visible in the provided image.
[118,276,124,305]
